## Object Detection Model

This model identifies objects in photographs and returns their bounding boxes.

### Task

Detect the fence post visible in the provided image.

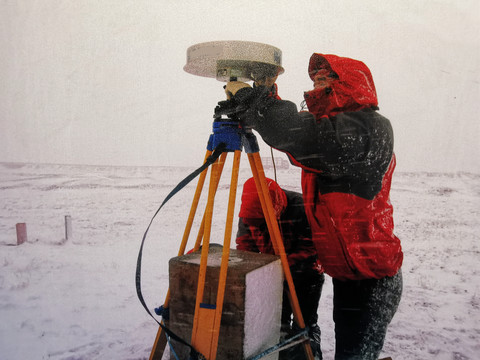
[65,215,72,240]
[16,223,27,245]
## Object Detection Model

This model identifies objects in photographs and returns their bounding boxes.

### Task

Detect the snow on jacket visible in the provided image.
[236,178,321,271]
[233,54,403,280]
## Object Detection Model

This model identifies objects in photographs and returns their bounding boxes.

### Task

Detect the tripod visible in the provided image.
[149,101,314,360]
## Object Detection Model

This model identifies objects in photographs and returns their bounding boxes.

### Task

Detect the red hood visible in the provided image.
[239,177,287,219]
[304,53,378,118]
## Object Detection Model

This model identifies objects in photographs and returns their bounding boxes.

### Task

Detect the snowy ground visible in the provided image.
[0,161,479,360]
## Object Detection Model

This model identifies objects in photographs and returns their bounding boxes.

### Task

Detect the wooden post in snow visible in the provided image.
[65,215,72,240]
[16,223,27,245]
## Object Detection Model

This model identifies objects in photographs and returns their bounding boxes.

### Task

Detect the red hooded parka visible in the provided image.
[234,54,403,280]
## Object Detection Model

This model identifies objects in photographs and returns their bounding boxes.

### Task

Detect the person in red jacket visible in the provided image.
[236,177,324,360]
[226,54,403,360]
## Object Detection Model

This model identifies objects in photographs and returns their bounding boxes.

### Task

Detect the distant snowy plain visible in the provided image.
[0,161,479,360]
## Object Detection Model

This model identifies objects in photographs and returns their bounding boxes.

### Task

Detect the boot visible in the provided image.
[308,324,322,360]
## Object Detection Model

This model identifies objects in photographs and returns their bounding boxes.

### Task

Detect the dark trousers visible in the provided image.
[282,267,325,329]
[333,270,403,360]
[280,267,325,360]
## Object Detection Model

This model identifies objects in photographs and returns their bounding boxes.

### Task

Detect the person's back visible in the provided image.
[237,181,317,265]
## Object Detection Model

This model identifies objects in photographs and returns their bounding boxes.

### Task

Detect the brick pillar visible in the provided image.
[168,244,283,360]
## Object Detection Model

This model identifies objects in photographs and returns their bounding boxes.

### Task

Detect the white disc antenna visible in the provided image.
[184,40,284,82]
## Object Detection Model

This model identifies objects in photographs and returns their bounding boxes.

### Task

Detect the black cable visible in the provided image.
[270,147,277,183]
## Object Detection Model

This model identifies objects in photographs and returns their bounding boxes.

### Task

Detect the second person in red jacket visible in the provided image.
[236,177,324,360]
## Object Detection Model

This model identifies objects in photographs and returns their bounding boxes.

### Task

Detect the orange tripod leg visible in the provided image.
[193,153,228,252]
[149,150,212,360]
[208,150,241,359]
[190,150,241,360]
[179,150,212,255]
[248,152,315,360]
[190,154,225,358]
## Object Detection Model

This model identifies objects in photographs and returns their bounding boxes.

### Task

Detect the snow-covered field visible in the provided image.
[0,161,479,360]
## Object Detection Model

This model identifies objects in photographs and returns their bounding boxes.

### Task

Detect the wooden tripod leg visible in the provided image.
[191,154,225,357]
[193,153,228,251]
[149,150,212,360]
[247,152,315,360]
[208,150,241,359]
[179,150,212,255]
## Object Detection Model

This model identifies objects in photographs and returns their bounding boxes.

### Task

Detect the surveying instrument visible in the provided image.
[143,41,315,360]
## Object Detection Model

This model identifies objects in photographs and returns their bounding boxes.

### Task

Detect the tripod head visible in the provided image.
[209,99,259,154]
[183,41,284,83]
[184,41,279,154]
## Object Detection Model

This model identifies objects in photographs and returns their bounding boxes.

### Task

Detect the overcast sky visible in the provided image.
[1,0,479,173]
